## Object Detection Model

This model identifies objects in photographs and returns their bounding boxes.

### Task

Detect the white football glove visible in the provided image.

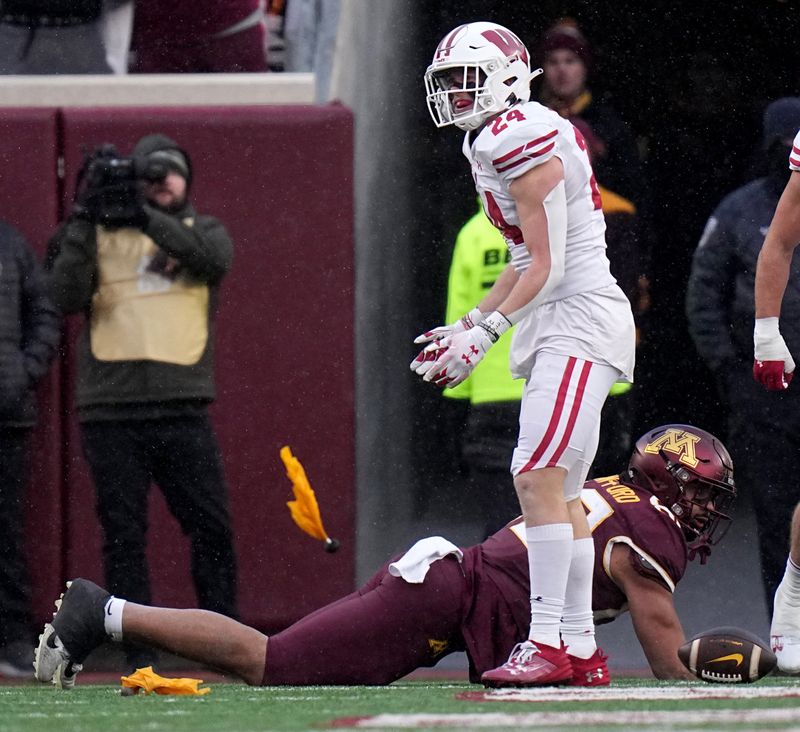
[412,306,484,345]
[754,317,796,391]
[410,339,449,380]
[415,311,511,388]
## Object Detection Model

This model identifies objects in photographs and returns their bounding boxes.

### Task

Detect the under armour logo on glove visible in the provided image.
[461,345,480,366]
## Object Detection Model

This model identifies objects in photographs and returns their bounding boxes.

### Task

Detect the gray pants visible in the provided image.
[0,23,111,74]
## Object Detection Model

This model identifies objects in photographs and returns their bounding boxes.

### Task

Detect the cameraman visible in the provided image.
[46,133,237,671]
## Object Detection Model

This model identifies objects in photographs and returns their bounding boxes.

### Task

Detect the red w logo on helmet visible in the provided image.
[481,28,529,65]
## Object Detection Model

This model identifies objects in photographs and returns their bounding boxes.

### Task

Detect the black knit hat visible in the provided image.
[538,19,592,69]
[133,133,192,184]
[762,97,800,149]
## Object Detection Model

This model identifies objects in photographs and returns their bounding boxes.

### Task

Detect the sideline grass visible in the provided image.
[3,678,800,732]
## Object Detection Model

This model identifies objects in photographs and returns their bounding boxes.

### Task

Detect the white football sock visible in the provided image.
[561,537,597,659]
[526,523,573,648]
[103,597,126,642]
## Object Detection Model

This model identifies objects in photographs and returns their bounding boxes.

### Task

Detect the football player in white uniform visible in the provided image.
[754,127,800,673]
[412,21,635,687]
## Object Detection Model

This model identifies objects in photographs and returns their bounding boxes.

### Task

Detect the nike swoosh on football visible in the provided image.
[708,653,744,666]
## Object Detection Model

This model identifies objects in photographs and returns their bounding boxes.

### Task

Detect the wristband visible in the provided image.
[460,306,484,330]
[754,317,780,340]
[477,310,511,343]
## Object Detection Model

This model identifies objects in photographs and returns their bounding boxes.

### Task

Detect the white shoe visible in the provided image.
[771,580,800,673]
[34,624,70,684]
[53,660,83,690]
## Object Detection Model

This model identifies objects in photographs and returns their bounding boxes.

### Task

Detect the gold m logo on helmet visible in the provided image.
[644,428,700,468]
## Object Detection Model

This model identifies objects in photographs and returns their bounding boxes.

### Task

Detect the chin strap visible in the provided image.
[687,537,712,565]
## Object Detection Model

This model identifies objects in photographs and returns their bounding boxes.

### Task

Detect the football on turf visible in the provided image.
[678,626,776,683]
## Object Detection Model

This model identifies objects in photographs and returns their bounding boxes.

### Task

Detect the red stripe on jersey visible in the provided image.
[790,156,800,168]
[493,142,526,166]
[520,357,576,473]
[495,142,556,173]
[546,360,593,467]
[495,156,530,173]
[492,129,557,165]
[793,145,800,155]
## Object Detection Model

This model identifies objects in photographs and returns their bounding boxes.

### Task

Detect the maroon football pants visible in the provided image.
[261,556,467,685]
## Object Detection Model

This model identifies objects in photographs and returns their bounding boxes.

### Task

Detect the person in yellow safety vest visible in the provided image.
[443,202,524,537]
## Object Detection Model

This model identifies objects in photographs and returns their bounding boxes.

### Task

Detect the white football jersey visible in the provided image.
[462,101,635,381]
[463,100,616,302]
[790,130,800,171]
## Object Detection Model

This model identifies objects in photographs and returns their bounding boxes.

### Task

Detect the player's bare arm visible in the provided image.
[753,170,800,389]
[497,156,566,319]
[476,262,519,313]
[755,170,800,319]
[610,544,693,680]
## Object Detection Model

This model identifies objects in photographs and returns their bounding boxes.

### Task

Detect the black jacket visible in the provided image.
[0,221,60,426]
[686,176,800,374]
[46,200,233,421]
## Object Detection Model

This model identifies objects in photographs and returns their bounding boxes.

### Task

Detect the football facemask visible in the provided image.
[424,21,541,131]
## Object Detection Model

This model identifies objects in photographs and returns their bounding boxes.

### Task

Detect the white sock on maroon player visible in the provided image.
[103,597,126,642]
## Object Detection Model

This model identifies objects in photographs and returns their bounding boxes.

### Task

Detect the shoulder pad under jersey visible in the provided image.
[473,102,561,184]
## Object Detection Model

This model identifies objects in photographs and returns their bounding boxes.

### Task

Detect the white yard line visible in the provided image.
[458,684,800,703]
[345,707,800,728]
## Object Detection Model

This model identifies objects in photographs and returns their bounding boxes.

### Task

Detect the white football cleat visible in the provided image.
[771,579,800,673]
[34,624,70,684]
[33,579,110,689]
[53,660,83,690]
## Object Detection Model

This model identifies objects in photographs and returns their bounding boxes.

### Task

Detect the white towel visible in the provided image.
[388,536,463,583]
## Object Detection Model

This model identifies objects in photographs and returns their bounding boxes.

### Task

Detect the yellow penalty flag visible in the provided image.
[120,666,210,696]
[280,446,339,552]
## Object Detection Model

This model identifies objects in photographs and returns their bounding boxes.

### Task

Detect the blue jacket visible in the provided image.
[686,177,800,372]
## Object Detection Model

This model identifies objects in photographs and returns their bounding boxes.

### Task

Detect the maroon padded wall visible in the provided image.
[12,104,356,633]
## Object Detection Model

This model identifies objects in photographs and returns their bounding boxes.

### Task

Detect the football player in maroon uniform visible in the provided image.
[33,424,734,689]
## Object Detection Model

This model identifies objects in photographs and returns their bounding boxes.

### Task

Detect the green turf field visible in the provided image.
[3,678,800,732]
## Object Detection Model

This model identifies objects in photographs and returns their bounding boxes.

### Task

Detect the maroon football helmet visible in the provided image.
[626,424,736,562]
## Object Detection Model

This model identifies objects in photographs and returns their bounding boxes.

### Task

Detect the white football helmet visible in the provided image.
[424,22,542,131]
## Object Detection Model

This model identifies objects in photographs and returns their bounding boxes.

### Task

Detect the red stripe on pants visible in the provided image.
[520,356,576,474]
[546,360,593,467]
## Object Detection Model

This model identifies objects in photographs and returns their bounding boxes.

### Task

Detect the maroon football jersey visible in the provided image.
[133,0,261,37]
[459,476,688,678]
[580,475,688,620]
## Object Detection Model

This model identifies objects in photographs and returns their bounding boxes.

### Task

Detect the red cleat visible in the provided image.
[568,647,610,686]
[481,641,573,688]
